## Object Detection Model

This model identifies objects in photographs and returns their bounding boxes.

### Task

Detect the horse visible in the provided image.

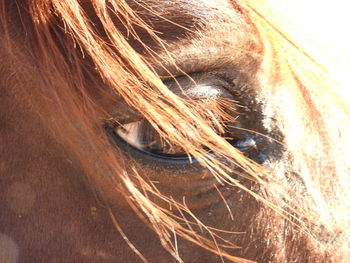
[1,0,349,262]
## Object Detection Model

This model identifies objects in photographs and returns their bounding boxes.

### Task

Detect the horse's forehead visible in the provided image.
[130,0,240,28]
[113,0,239,32]
[131,0,233,16]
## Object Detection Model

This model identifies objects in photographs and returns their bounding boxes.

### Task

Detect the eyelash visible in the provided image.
[108,118,257,158]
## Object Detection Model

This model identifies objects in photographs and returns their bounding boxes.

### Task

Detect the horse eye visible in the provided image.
[105,73,268,164]
[115,120,190,159]
[106,118,257,162]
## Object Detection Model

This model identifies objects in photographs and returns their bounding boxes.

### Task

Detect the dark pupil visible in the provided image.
[117,120,188,158]
[137,121,185,156]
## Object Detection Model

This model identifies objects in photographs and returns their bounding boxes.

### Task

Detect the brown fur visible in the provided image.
[0,0,349,262]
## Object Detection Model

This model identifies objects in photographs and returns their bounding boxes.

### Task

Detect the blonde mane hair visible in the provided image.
[2,0,349,262]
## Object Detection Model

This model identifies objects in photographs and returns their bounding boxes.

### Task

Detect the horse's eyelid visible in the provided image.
[106,72,241,128]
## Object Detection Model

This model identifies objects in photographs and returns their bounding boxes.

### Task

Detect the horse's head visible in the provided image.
[0,0,349,262]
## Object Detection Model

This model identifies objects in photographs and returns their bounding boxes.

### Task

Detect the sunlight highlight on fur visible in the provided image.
[2,0,349,261]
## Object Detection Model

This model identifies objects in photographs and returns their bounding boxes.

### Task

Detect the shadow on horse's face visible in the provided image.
[0,0,347,262]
